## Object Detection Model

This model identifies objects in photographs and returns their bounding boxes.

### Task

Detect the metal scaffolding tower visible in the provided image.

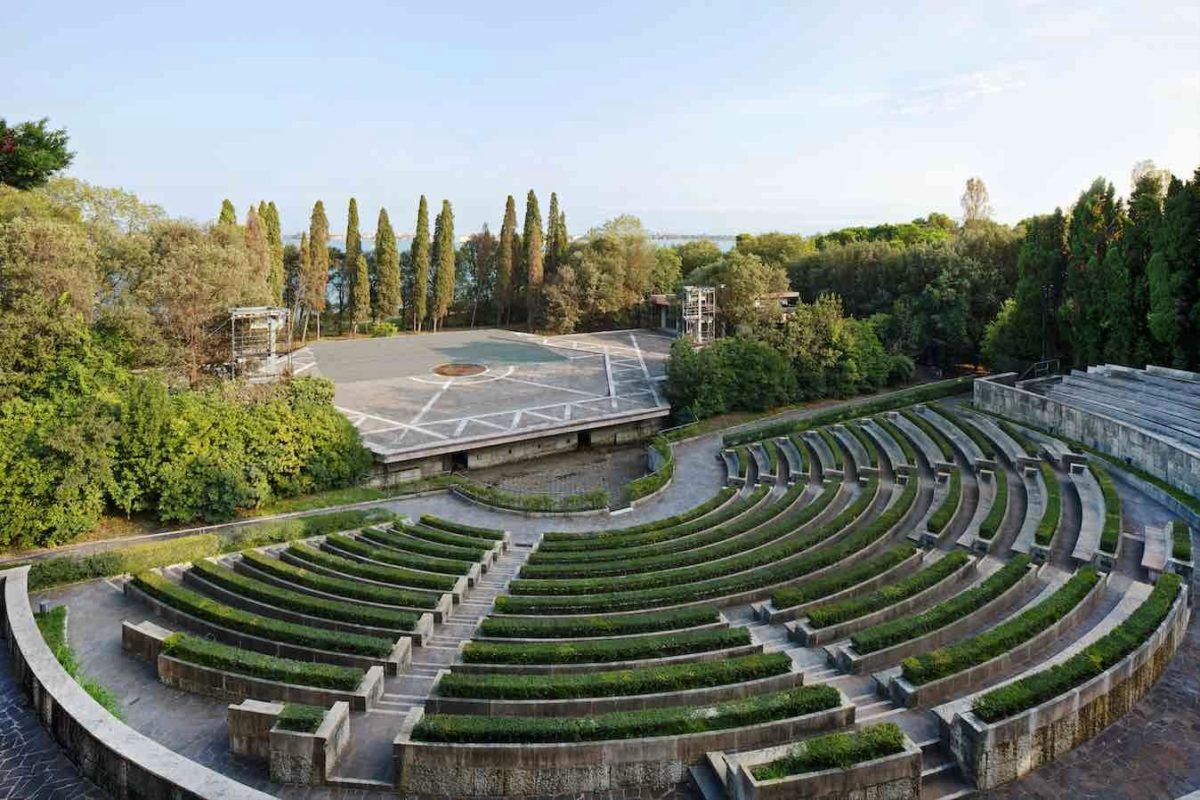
[229,307,290,381]
[680,285,716,345]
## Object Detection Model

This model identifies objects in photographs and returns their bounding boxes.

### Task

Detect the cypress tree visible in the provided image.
[218,199,237,226]
[431,200,456,331]
[412,195,431,331]
[497,197,517,325]
[1061,178,1119,367]
[244,206,272,302]
[523,190,544,328]
[1148,170,1200,368]
[307,200,330,339]
[297,231,310,330]
[1124,172,1166,365]
[375,208,401,320]
[351,254,371,333]
[545,192,562,275]
[259,201,284,305]
[345,198,362,331]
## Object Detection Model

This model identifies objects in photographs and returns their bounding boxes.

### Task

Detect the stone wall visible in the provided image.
[974,373,1200,503]
[730,736,922,800]
[0,567,273,800]
[269,701,350,785]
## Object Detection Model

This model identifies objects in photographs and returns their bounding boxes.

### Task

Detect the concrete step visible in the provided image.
[688,762,728,800]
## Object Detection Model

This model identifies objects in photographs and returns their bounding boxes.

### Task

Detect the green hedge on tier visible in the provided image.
[438,652,791,700]
[806,551,970,629]
[763,440,780,475]
[996,419,1037,456]
[393,523,490,555]
[979,468,1008,540]
[769,545,915,610]
[132,572,395,658]
[287,542,455,592]
[238,549,440,609]
[874,417,916,464]
[276,703,327,732]
[901,567,1099,684]
[928,405,995,458]
[1090,463,1122,555]
[325,532,473,575]
[973,573,1181,722]
[189,559,419,630]
[36,606,122,718]
[850,555,1032,654]
[359,526,484,562]
[900,409,953,461]
[751,722,906,780]
[846,423,879,468]
[1035,463,1062,547]
[413,684,842,743]
[455,481,609,513]
[162,633,364,690]
[817,429,845,470]
[541,489,734,543]
[627,437,675,501]
[1172,520,1192,562]
[461,627,751,665]
[477,607,720,639]
[418,514,505,541]
[928,469,962,534]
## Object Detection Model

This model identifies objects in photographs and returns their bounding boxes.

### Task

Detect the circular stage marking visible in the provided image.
[432,362,486,377]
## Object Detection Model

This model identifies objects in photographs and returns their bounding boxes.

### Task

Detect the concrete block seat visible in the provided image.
[831,423,876,478]
[916,404,986,469]
[803,430,844,481]
[774,436,803,484]
[859,417,911,476]
[722,448,745,485]
[1045,382,1200,452]
[1141,522,1170,579]
[1058,371,1200,438]
[889,410,950,473]
[1010,466,1048,556]
[1068,464,1106,566]
[956,466,997,553]
[1070,369,1200,420]
[962,409,1040,472]
[749,442,775,484]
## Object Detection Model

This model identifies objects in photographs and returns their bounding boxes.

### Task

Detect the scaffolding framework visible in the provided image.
[230,307,290,381]
[681,285,716,345]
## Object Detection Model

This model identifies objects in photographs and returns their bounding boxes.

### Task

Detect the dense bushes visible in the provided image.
[627,437,674,501]
[1172,520,1192,561]
[36,606,122,718]
[1090,462,1122,554]
[751,723,906,780]
[979,468,1008,540]
[902,567,1099,684]
[239,549,439,609]
[769,545,915,610]
[478,607,720,639]
[928,469,961,534]
[807,551,969,629]
[541,489,733,543]
[461,627,750,665]
[162,633,364,690]
[276,704,327,733]
[325,532,472,575]
[850,555,1031,654]
[438,653,791,700]
[360,526,484,562]
[1035,463,1062,546]
[286,542,456,591]
[394,523,490,555]
[413,684,841,743]
[419,514,505,541]
[455,480,608,513]
[664,336,799,421]
[132,572,395,657]
[973,573,1182,722]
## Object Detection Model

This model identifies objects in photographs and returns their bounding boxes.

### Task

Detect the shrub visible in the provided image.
[188,559,419,630]
[276,703,327,732]
[973,573,1181,722]
[845,423,879,468]
[131,572,395,658]
[286,542,455,592]
[360,526,483,562]
[850,555,1032,654]
[807,551,970,629]
[478,607,720,639]
[369,320,398,337]
[413,684,841,743]
[35,606,123,719]
[455,480,609,513]
[733,446,751,478]
[928,404,994,458]
[1090,463,1122,555]
[786,434,809,473]
[395,523,490,555]
[541,489,734,543]
[239,549,439,609]
[324,533,472,576]
[875,417,916,465]
[978,468,1008,540]
[418,514,505,541]
[928,469,961,534]
[462,627,751,665]
[900,409,953,461]
[751,722,906,780]
[902,567,1099,684]
[1035,463,1062,547]
[438,653,792,700]
[627,437,674,501]
[817,429,844,470]
[162,633,363,690]
[1172,520,1192,562]
[769,545,915,610]
[763,440,780,475]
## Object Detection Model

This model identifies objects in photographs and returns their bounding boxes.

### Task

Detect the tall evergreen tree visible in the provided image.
[374,208,401,320]
[218,199,237,226]
[260,201,284,305]
[345,198,362,330]
[296,231,310,333]
[545,192,567,275]
[1123,172,1166,364]
[1148,170,1200,368]
[244,206,272,302]
[496,195,517,325]
[307,200,330,339]
[431,200,456,331]
[523,190,544,328]
[1061,178,1120,367]
[411,195,431,331]
[468,224,497,327]
[350,254,371,333]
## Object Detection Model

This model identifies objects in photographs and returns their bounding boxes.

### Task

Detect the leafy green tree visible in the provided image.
[374,208,400,320]
[0,118,74,190]
[465,224,496,327]
[306,201,330,338]
[664,336,796,420]
[675,239,723,274]
[350,254,370,333]
[650,247,682,293]
[431,200,456,331]
[734,232,812,267]
[218,199,237,226]
[1122,171,1166,364]
[523,190,544,327]
[496,196,517,324]
[244,206,272,300]
[411,196,430,330]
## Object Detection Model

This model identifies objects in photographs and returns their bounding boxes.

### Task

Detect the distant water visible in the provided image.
[282,233,734,253]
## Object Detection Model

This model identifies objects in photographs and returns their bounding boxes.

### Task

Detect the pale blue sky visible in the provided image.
[6,1,1198,236]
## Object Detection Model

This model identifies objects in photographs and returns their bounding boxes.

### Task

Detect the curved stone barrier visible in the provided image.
[471,618,729,644]
[861,417,910,475]
[316,536,470,602]
[918,404,984,467]
[393,695,855,798]
[425,666,805,717]
[450,485,610,518]
[1068,465,1105,566]
[279,546,463,611]
[889,410,950,473]
[730,733,922,800]
[1011,468,1047,556]
[775,437,802,485]
[803,431,843,481]
[760,548,923,625]
[451,641,765,675]
[0,566,274,800]
[947,583,1190,790]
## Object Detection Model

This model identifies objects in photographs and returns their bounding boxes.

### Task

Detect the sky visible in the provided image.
[5,0,1198,237]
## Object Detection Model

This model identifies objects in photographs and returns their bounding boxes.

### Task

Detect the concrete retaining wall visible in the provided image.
[1,566,273,799]
[731,736,922,800]
[157,654,384,711]
[269,700,351,785]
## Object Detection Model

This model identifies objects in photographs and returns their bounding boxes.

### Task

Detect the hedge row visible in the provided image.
[818,429,845,470]
[787,434,809,473]
[902,567,1099,684]
[394,523,490,555]
[850,555,1032,654]
[517,481,829,583]
[276,703,327,733]
[359,526,484,562]
[978,468,1009,540]
[418,514,505,542]
[1172,520,1192,562]
[455,480,609,513]
[461,626,752,665]
[733,446,751,478]
[287,542,454,592]
[875,417,916,465]
[510,479,863,595]
[36,606,122,719]
[900,409,954,461]
[997,418,1037,456]
[751,722,906,780]
[721,376,974,447]
[325,533,472,576]
[1090,463,1122,555]
[188,559,419,630]
[769,544,915,610]
[496,475,917,615]
[438,652,791,700]
[807,551,970,629]
[1035,463,1062,547]
[238,549,440,609]
[531,487,763,559]
[763,440,780,475]
[132,572,395,658]
[162,633,363,690]
[477,607,720,639]
[845,423,879,468]
[973,573,1182,722]
[413,684,842,743]
[928,469,962,534]
[626,437,675,502]
[541,488,734,543]
[928,405,995,458]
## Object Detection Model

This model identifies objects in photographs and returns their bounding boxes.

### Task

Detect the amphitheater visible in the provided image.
[2,365,1198,800]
